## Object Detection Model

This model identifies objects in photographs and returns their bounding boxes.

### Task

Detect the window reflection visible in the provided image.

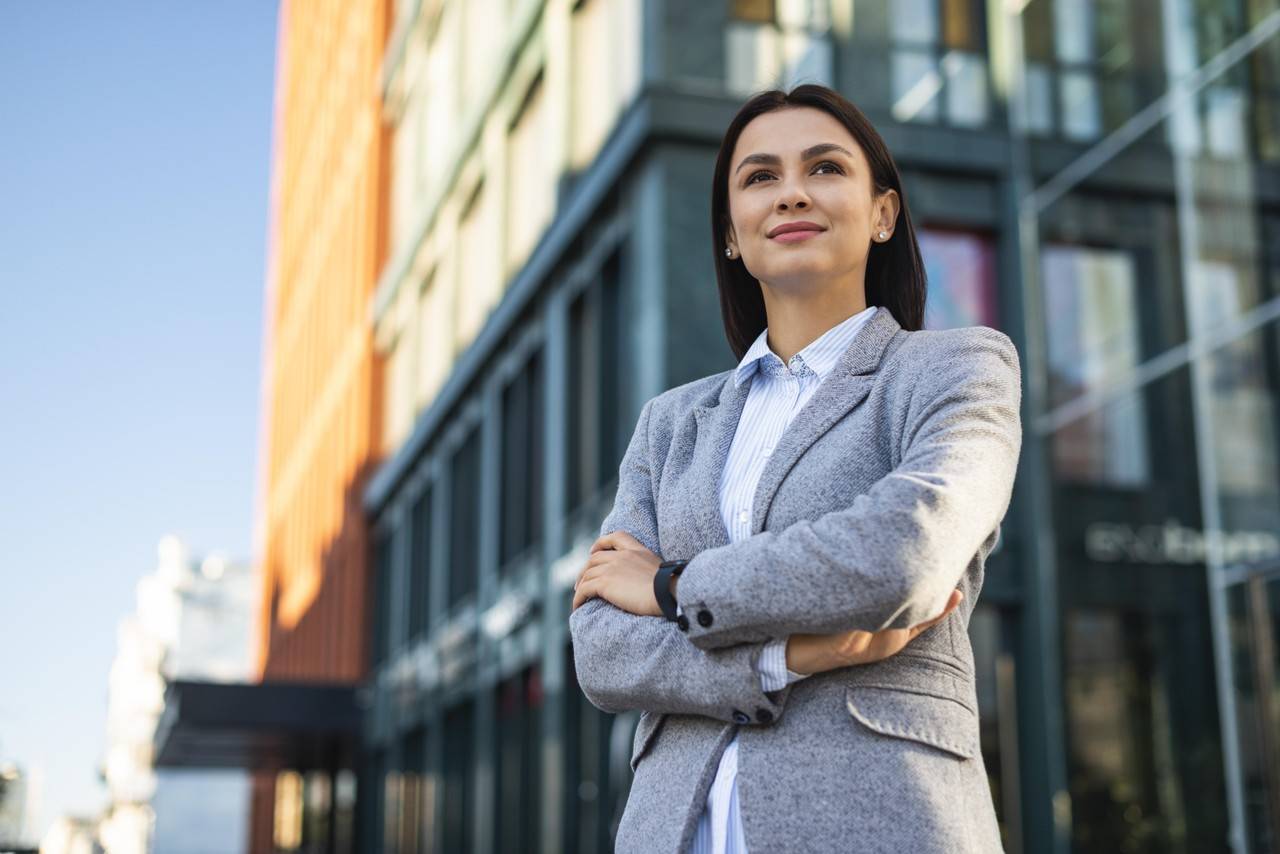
[1226,576,1280,852]
[919,227,998,330]
[1042,244,1149,485]
[1062,606,1228,853]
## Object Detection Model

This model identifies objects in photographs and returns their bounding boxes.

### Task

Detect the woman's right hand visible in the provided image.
[785,589,964,674]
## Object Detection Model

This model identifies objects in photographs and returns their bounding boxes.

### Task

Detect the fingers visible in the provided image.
[571,576,602,611]
[908,590,964,636]
[591,530,646,554]
[574,549,619,589]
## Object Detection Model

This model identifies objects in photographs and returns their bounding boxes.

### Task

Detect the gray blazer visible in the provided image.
[569,306,1022,853]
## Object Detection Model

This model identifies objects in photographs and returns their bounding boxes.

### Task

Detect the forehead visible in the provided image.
[732,107,861,165]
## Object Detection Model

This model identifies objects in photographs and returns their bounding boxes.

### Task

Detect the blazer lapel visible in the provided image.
[689,372,751,550]
[749,305,902,535]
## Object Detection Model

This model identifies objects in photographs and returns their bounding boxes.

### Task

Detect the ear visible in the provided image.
[874,189,901,238]
[724,219,738,254]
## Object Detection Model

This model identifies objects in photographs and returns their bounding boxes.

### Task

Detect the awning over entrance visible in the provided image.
[153,680,361,770]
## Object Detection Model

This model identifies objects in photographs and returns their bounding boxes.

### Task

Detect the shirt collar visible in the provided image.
[733,304,879,388]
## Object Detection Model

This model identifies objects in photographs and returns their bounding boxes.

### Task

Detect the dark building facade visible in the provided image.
[358,1,1280,853]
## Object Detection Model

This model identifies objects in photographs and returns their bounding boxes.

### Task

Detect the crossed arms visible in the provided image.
[568,329,1022,725]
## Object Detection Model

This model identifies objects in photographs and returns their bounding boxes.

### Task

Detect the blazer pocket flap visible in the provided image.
[630,711,665,772]
[845,685,979,761]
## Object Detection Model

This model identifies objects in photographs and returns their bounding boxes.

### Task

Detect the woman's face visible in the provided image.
[725,106,899,294]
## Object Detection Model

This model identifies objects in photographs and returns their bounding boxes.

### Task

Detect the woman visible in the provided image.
[569,84,1021,854]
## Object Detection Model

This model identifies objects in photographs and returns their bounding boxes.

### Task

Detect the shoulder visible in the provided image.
[877,325,1022,423]
[884,324,1020,384]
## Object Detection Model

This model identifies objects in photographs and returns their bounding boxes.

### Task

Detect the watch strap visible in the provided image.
[653,559,688,622]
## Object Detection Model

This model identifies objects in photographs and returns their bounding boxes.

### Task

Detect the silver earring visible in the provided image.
[725,247,733,258]
[878,231,887,240]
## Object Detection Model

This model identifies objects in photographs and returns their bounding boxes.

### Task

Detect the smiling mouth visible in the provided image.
[769,229,824,243]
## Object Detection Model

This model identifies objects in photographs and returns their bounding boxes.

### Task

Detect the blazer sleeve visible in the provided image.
[673,327,1023,650]
[568,396,793,725]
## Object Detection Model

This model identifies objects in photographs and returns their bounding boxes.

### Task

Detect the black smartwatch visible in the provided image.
[653,559,689,622]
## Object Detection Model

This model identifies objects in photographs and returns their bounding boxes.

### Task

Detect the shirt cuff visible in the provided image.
[757,637,810,692]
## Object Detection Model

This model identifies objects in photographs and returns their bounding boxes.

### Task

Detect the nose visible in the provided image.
[774,176,811,212]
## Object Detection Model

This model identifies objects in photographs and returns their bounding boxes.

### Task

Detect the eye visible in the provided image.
[744,160,845,185]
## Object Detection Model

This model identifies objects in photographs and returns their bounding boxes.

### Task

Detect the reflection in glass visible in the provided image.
[1063,606,1227,853]
[969,605,1018,851]
[1204,323,1280,559]
[919,228,998,330]
[1226,576,1280,852]
[1042,245,1148,485]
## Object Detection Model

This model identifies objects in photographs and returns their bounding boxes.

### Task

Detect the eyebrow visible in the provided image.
[734,143,855,175]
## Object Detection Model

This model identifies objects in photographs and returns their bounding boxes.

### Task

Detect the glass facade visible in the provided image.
[361,1,1280,852]
[1013,2,1280,850]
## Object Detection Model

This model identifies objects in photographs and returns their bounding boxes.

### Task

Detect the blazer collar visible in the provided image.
[688,305,902,549]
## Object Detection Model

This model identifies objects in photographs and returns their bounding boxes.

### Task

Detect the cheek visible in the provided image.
[731,197,765,233]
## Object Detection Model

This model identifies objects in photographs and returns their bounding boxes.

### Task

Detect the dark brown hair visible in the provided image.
[711,84,927,360]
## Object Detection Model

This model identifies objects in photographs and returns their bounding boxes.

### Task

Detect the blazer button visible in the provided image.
[676,614,690,632]
[732,710,750,724]
[697,609,713,627]
[756,708,774,724]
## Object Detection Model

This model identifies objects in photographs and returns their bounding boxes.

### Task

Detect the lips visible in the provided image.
[768,221,825,238]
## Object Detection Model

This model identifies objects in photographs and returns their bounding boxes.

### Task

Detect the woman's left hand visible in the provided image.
[571,530,663,615]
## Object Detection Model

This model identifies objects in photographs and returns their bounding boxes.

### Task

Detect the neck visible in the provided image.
[759,279,868,364]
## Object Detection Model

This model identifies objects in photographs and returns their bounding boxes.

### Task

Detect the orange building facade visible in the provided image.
[249,0,391,849]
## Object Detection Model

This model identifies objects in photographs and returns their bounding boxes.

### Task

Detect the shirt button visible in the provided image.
[763,444,774,455]
[697,609,713,628]
[756,708,774,724]
[732,710,750,725]
[738,509,749,523]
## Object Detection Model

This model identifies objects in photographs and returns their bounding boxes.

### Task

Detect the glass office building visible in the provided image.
[361,1,1280,852]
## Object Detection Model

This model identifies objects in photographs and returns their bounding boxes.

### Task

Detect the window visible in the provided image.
[442,703,475,852]
[409,485,432,640]
[1018,0,1156,141]
[500,350,545,571]
[371,531,394,667]
[890,0,989,126]
[1042,244,1149,485]
[726,0,832,96]
[494,665,544,851]
[569,0,644,171]
[448,427,482,607]
[457,178,502,347]
[565,251,625,517]
[399,728,430,854]
[563,644,634,854]
[919,227,999,330]
[506,70,556,275]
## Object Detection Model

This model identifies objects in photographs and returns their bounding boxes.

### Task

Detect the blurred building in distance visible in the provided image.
[100,536,254,854]
[37,817,101,854]
[147,0,392,850]
[0,761,35,850]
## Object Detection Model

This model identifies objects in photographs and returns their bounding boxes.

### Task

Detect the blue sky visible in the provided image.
[0,3,278,838]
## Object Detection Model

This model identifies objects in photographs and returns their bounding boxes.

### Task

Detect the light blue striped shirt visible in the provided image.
[686,303,879,854]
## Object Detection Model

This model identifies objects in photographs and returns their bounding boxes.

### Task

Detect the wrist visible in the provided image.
[784,635,829,676]
[783,635,844,676]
